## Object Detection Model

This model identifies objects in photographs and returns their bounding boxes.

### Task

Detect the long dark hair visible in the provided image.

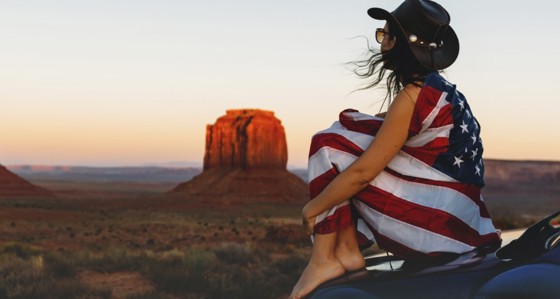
[352,21,432,109]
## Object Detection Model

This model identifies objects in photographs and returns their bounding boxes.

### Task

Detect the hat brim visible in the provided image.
[367,7,392,21]
[366,7,459,70]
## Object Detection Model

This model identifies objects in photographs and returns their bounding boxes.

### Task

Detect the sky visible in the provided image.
[1,0,560,168]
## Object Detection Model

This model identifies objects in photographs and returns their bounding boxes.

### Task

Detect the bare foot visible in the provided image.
[335,246,365,272]
[289,258,345,299]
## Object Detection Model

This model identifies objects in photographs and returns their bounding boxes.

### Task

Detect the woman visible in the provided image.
[289,1,501,298]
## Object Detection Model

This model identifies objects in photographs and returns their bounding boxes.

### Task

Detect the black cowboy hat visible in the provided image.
[368,0,459,70]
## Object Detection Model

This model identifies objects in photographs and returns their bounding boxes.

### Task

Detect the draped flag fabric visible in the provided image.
[308,72,501,258]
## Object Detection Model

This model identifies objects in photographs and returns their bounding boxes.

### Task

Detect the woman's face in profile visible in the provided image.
[381,22,396,70]
[381,23,396,52]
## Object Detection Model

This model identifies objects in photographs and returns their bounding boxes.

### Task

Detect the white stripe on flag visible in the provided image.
[314,200,351,225]
[312,124,457,182]
[419,91,450,133]
[371,171,497,235]
[356,218,375,242]
[310,145,493,236]
[308,146,358,183]
[343,111,384,122]
[316,121,374,150]
[354,200,475,254]
[388,151,457,182]
[406,124,453,147]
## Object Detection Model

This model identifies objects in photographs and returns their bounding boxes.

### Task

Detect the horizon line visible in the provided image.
[5,157,560,169]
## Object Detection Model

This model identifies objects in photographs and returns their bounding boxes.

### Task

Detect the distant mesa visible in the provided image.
[0,164,53,197]
[170,109,308,204]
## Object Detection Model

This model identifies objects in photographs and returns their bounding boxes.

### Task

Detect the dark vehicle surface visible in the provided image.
[308,211,560,299]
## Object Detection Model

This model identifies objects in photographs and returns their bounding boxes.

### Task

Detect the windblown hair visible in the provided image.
[352,22,433,109]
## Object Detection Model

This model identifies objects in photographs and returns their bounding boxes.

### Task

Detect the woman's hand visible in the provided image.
[302,203,317,235]
[302,214,316,236]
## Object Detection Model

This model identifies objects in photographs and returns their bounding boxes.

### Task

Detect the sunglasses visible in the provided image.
[375,28,389,44]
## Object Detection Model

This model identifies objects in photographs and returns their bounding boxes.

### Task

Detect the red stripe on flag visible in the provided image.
[309,166,338,198]
[383,167,490,218]
[412,86,444,129]
[430,103,453,128]
[309,133,364,158]
[356,187,499,248]
[314,204,354,234]
[339,116,383,136]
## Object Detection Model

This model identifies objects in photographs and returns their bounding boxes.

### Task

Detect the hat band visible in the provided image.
[402,22,448,50]
[405,31,444,50]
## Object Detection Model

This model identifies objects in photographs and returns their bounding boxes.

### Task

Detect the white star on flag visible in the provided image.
[470,148,478,160]
[475,165,481,176]
[465,110,471,118]
[460,121,469,133]
[458,99,465,110]
[453,156,464,168]
[471,133,478,144]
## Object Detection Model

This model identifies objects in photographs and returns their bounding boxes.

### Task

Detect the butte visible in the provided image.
[0,164,53,197]
[169,109,309,205]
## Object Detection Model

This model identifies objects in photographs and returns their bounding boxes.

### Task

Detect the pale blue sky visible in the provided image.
[1,0,559,167]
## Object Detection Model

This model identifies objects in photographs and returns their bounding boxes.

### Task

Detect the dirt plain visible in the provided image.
[1,173,559,299]
[0,179,312,299]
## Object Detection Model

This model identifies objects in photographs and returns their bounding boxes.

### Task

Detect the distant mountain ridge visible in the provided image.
[7,158,560,185]
[7,165,202,183]
[484,159,560,184]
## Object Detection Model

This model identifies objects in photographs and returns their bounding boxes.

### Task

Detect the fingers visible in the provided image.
[303,216,316,236]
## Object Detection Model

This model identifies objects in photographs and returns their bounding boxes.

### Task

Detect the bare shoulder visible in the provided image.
[395,83,422,105]
[383,84,421,122]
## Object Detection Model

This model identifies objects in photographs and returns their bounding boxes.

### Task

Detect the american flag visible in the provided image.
[308,73,500,258]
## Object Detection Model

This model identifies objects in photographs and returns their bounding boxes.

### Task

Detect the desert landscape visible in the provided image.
[1,109,560,299]
[0,177,309,299]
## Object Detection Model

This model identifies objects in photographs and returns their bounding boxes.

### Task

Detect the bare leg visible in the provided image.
[289,232,345,299]
[289,223,365,299]
[335,223,365,272]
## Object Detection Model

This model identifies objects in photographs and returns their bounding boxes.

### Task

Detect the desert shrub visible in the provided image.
[214,243,254,265]
[0,257,44,298]
[1,241,308,299]
[125,291,178,299]
[88,247,145,273]
[205,263,252,298]
[262,254,308,297]
[200,252,307,299]
[270,254,307,275]
[43,251,76,278]
[33,280,111,299]
[43,248,140,276]
[143,258,191,295]
[0,256,110,299]
[136,249,216,295]
[185,249,216,274]
[0,243,41,260]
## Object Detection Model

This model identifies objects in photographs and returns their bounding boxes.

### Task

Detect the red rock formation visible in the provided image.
[0,165,53,197]
[204,109,287,170]
[171,109,308,204]
[170,168,308,204]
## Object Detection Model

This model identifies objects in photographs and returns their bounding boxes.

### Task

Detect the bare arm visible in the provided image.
[303,85,421,232]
